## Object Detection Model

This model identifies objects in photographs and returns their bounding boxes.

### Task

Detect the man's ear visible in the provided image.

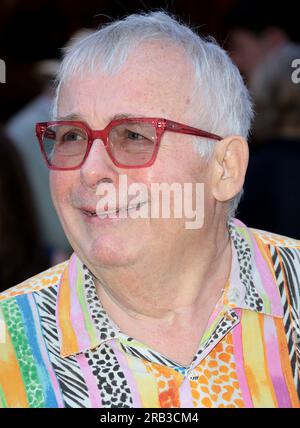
[211,135,249,203]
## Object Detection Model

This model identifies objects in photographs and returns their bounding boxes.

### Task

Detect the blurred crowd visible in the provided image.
[226,2,300,238]
[0,0,300,291]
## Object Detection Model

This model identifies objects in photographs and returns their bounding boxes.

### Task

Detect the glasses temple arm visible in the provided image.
[164,120,223,141]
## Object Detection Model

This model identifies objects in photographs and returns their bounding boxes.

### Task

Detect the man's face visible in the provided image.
[51,41,212,271]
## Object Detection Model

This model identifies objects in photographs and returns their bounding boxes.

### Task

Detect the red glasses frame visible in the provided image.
[35,117,223,170]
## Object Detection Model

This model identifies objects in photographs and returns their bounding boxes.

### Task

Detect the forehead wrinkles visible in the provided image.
[58,41,196,123]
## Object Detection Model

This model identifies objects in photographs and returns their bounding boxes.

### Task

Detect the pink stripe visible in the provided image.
[29,294,65,408]
[250,234,283,316]
[109,341,142,407]
[234,219,282,317]
[231,311,253,408]
[68,255,91,351]
[179,378,195,408]
[263,317,291,407]
[56,265,67,351]
[75,353,103,408]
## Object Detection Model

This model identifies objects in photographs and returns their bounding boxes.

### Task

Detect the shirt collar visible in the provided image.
[56,253,119,358]
[224,218,283,318]
[56,218,283,358]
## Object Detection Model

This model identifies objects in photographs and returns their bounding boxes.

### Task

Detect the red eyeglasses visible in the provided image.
[35,117,223,170]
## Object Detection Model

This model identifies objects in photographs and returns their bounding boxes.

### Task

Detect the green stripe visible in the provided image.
[76,260,99,347]
[237,226,252,245]
[0,384,8,408]
[1,298,44,408]
[200,311,224,345]
[118,334,151,350]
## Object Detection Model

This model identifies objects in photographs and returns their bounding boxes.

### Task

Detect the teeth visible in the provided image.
[86,201,147,218]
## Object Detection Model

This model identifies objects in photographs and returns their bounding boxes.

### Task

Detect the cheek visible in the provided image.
[49,171,74,214]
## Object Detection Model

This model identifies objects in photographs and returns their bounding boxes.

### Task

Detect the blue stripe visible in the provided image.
[17,294,58,407]
[32,291,64,404]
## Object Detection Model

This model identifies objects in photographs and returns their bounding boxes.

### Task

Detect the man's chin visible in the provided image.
[82,237,143,269]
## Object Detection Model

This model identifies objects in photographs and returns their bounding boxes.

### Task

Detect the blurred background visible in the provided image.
[0,0,299,290]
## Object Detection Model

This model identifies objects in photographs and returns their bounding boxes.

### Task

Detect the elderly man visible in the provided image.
[0,11,299,408]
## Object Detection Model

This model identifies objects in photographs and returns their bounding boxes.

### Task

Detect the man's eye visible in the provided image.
[62,131,85,142]
[126,131,145,140]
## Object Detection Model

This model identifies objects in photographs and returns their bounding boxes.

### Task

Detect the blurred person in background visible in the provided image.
[226,1,300,237]
[226,1,298,88]
[0,130,49,292]
[4,30,93,263]
[238,44,300,237]
[5,59,71,264]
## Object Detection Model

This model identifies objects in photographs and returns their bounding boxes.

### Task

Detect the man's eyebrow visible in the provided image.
[108,113,144,121]
[54,112,145,123]
[54,113,84,121]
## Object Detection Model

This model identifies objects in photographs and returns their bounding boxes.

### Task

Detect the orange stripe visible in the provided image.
[258,314,278,406]
[144,362,182,408]
[58,267,79,356]
[274,317,299,408]
[241,311,276,407]
[0,326,29,407]
[256,240,299,407]
[254,237,277,281]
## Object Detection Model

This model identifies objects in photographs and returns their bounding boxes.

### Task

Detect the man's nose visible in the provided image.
[80,139,118,189]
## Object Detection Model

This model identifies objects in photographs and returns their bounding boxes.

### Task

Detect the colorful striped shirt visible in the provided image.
[0,219,299,408]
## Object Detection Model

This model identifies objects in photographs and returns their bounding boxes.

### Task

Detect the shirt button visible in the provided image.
[228,288,240,303]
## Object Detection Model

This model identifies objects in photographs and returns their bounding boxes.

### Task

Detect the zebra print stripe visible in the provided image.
[119,342,181,370]
[269,245,300,398]
[34,285,91,408]
[120,310,239,374]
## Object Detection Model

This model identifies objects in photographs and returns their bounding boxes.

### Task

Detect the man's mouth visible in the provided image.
[82,201,148,218]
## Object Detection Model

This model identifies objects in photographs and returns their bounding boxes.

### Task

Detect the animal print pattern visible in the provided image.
[1,298,44,407]
[192,310,239,365]
[0,262,67,301]
[85,344,133,408]
[228,221,264,312]
[189,332,244,408]
[269,245,300,398]
[252,229,300,249]
[34,286,91,408]
[143,361,183,407]
[83,266,118,341]
[1,219,299,408]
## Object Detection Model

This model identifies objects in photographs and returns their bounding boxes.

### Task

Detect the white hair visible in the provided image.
[53,11,253,218]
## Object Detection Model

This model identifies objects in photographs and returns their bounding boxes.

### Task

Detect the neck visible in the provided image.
[92,216,231,327]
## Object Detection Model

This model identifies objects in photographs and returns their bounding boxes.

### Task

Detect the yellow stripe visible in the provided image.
[258,314,278,406]
[126,356,160,408]
[58,267,79,356]
[0,313,29,408]
[241,311,276,407]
